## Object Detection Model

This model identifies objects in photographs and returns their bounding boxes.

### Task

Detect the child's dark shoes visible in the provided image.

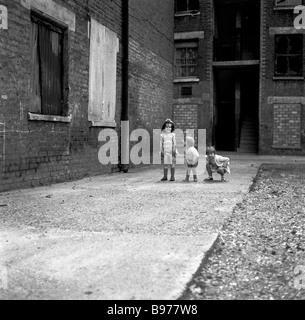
[204,177,213,182]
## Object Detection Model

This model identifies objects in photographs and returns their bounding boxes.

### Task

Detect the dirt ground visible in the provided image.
[180,163,305,300]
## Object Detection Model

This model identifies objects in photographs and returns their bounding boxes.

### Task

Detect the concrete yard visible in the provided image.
[0,154,304,300]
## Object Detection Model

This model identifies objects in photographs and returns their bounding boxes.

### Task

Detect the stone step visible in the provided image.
[240,137,258,142]
[237,146,258,151]
[237,149,257,153]
[239,120,258,153]
[241,128,257,132]
[240,139,257,144]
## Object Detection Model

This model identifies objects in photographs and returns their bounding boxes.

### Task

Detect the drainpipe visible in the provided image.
[121,0,129,173]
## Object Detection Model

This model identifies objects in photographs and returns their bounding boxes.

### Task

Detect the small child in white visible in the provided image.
[205,146,230,182]
[184,136,200,182]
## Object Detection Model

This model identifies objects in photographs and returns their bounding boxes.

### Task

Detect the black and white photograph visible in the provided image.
[1,0,305,306]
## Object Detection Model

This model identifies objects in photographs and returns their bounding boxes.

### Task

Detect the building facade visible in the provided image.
[174,0,305,154]
[0,0,174,192]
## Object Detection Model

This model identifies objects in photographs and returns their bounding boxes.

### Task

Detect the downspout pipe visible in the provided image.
[121,0,129,173]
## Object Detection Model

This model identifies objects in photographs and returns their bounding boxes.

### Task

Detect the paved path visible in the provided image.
[0,154,304,300]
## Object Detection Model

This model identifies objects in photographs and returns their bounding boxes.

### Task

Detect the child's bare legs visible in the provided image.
[161,164,169,181]
[206,163,214,180]
[217,167,226,181]
[161,164,175,181]
[184,167,191,182]
[193,168,198,182]
[184,167,197,182]
[170,164,175,181]
[162,154,175,181]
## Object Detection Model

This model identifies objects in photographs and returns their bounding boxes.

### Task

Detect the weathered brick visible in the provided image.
[0,0,174,192]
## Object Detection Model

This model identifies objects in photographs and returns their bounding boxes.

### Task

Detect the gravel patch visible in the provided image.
[180,163,305,300]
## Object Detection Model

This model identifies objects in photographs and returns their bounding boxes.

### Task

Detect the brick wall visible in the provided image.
[174,104,198,131]
[259,0,305,154]
[129,0,174,134]
[174,0,305,154]
[173,0,214,147]
[0,0,174,192]
[273,104,302,149]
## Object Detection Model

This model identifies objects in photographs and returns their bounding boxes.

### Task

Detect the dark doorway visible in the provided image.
[214,66,259,152]
[237,66,259,153]
[240,66,259,124]
[214,69,236,151]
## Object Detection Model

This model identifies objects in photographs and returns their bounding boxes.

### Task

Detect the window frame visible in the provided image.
[274,0,302,10]
[174,0,199,14]
[30,11,68,118]
[175,41,199,80]
[274,34,303,78]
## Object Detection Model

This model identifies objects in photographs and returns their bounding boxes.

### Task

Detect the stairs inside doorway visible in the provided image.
[237,118,258,153]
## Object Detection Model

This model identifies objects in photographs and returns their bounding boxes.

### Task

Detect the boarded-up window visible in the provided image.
[89,19,119,127]
[31,14,65,116]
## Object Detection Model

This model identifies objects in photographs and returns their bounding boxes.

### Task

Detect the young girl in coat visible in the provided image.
[160,119,177,181]
[205,146,230,182]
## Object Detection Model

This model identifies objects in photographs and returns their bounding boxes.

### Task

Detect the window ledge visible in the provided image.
[174,78,200,83]
[273,7,296,11]
[90,120,117,128]
[175,12,200,17]
[273,77,304,81]
[28,113,72,123]
[272,145,302,150]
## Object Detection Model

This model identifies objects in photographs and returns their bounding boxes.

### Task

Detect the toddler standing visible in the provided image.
[184,136,199,182]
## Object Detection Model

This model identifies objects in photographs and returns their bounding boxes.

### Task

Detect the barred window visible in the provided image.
[275,35,303,77]
[175,42,198,78]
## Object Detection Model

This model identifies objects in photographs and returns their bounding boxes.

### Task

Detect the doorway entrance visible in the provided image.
[214,68,236,151]
[214,66,259,152]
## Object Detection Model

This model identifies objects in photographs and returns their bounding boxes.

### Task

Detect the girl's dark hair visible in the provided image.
[161,119,175,132]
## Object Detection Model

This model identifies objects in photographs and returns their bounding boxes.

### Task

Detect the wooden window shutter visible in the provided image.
[31,17,63,116]
[103,27,119,124]
[89,19,119,126]
[31,22,42,113]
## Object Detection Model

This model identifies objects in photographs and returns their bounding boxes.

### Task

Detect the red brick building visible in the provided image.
[174,0,305,154]
[0,0,174,192]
